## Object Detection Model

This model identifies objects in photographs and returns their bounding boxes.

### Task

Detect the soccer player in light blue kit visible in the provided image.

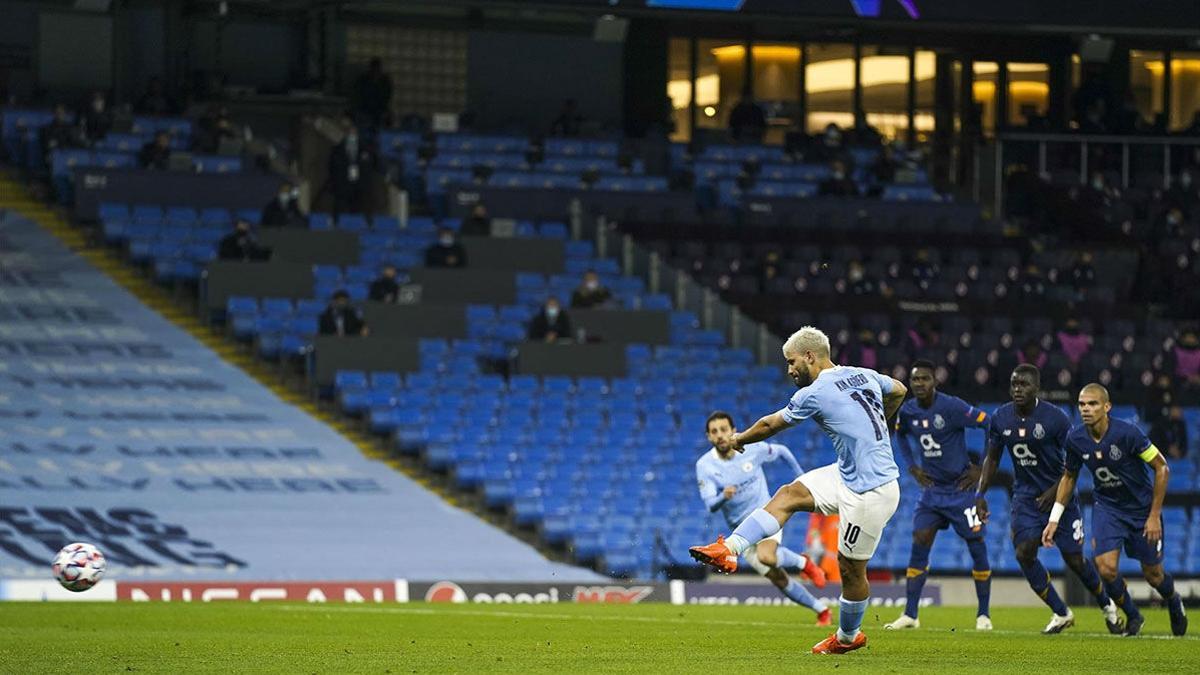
[690,326,907,655]
[696,411,831,624]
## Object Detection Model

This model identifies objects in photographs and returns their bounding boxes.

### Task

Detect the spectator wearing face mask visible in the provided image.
[318,290,369,337]
[328,119,375,217]
[810,123,845,163]
[79,91,113,144]
[460,203,492,236]
[261,181,307,228]
[818,159,858,197]
[570,270,613,309]
[217,219,272,261]
[424,227,467,268]
[528,297,571,343]
[368,264,402,303]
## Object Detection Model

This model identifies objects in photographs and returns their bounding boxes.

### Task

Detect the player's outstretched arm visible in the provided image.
[729,412,790,453]
[1041,470,1078,547]
[974,443,1004,523]
[1144,449,1169,546]
[765,443,804,477]
[882,378,907,422]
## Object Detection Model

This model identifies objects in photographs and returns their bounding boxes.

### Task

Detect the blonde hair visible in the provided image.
[782,326,831,359]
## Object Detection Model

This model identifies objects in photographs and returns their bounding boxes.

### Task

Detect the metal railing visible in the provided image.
[991,132,1200,217]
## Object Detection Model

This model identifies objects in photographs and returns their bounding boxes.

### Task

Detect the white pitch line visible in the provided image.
[274,604,778,627]
[270,605,1197,640]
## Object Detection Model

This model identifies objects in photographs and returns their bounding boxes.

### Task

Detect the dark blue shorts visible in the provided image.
[1092,503,1164,565]
[913,487,984,540]
[1011,495,1084,555]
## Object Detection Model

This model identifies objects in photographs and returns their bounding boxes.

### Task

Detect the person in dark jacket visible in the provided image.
[39,104,80,160]
[217,219,271,261]
[817,159,858,197]
[261,181,307,228]
[353,57,393,129]
[368,264,401,303]
[137,131,172,170]
[328,120,375,217]
[570,270,613,309]
[460,203,492,236]
[318,290,368,336]
[79,91,113,144]
[528,297,571,343]
[424,227,467,268]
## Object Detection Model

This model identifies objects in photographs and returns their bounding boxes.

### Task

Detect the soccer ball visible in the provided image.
[51,542,106,592]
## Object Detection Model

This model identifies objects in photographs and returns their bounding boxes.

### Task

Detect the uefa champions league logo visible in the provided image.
[1033,423,1045,439]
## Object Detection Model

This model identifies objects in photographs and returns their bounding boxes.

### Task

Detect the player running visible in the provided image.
[689,326,907,655]
[696,411,831,624]
[976,365,1122,634]
[884,360,993,631]
[1042,383,1188,637]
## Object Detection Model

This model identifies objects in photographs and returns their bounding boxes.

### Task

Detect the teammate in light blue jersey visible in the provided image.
[690,326,907,655]
[695,411,830,623]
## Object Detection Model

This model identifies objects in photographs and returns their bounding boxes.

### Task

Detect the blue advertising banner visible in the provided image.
[0,212,603,584]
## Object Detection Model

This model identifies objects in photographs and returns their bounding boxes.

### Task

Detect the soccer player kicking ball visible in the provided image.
[696,411,831,625]
[885,359,993,631]
[1041,383,1188,637]
[976,366,1123,635]
[689,327,907,655]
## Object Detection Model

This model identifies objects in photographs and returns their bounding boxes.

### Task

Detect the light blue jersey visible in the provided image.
[778,365,900,494]
[696,441,803,529]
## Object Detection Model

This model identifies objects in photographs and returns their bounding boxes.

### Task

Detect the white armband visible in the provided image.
[1048,502,1066,524]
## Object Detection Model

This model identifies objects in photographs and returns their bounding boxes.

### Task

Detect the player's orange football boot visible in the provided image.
[811,631,867,655]
[803,556,828,588]
[816,608,832,626]
[688,535,738,573]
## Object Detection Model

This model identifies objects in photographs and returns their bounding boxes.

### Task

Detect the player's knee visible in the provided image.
[1142,565,1164,586]
[756,549,777,568]
[912,529,935,547]
[1062,553,1086,574]
[770,482,813,513]
[1014,542,1039,567]
[1094,558,1118,581]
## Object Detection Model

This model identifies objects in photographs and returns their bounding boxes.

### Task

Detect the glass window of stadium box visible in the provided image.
[858,46,911,141]
[805,43,855,133]
[913,50,937,143]
[695,39,747,133]
[971,61,1000,137]
[1129,50,1166,128]
[668,37,693,142]
[1006,62,1049,129]
[1167,51,1200,132]
[749,43,801,145]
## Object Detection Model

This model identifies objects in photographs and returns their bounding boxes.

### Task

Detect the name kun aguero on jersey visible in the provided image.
[834,373,871,391]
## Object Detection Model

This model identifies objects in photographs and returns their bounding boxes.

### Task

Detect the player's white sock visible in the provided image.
[725,534,751,555]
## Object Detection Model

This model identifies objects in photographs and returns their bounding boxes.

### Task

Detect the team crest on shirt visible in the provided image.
[1033,423,1045,439]
[742,462,754,472]
[933,414,946,430]
[1109,445,1122,460]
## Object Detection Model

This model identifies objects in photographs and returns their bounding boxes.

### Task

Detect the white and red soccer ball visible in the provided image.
[51,542,106,592]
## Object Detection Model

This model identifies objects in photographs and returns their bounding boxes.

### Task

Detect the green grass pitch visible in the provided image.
[0,603,1192,672]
